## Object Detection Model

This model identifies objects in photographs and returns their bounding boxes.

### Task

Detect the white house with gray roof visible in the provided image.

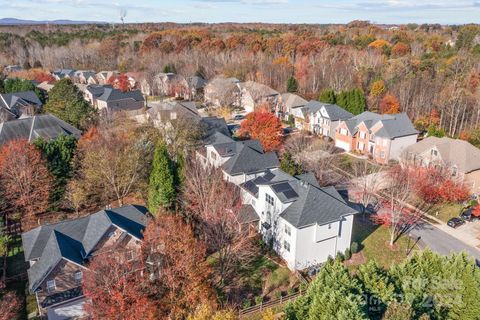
[198,131,280,185]
[309,102,353,138]
[239,169,357,270]
[21,205,149,319]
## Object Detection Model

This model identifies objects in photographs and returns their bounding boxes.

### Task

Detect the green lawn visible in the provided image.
[427,202,464,223]
[351,217,419,268]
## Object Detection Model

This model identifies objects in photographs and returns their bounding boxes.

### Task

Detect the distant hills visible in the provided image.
[0,18,107,25]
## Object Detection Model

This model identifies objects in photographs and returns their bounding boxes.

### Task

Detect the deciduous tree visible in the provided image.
[239,110,283,151]
[0,282,22,320]
[379,93,401,114]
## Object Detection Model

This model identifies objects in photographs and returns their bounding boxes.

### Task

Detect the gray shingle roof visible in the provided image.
[280,93,307,110]
[147,101,199,120]
[0,91,42,117]
[0,114,81,145]
[320,104,353,121]
[96,87,144,103]
[404,136,480,173]
[238,204,260,224]
[22,205,149,292]
[221,141,279,176]
[343,111,417,138]
[200,117,231,142]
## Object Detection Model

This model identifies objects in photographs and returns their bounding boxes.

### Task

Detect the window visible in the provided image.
[126,250,134,261]
[328,223,331,229]
[283,240,290,252]
[265,193,275,206]
[431,149,438,156]
[285,225,291,236]
[359,131,366,139]
[47,280,56,293]
[358,142,364,150]
[452,166,458,177]
[210,151,217,160]
[251,198,256,207]
[74,271,83,285]
[380,151,385,159]
[340,128,348,136]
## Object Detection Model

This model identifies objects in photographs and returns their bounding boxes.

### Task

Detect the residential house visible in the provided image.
[0,91,43,122]
[150,73,189,99]
[21,205,149,319]
[74,70,97,84]
[96,71,118,85]
[0,114,81,145]
[204,77,241,108]
[403,137,480,193]
[335,111,418,164]
[310,102,353,139]
[36,81,55,94]
[289,100,324,131]
[198,131,280,185]
[52,69,75,81]
[276,93,307,120]
[187,76,207,100]
[146,100,199,127]
[238,81,279,113]
[86,85,145,116]
[239,169,357,270]
[84,84,110,104]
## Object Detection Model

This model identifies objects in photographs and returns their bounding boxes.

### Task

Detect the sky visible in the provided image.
[0,0,480,24]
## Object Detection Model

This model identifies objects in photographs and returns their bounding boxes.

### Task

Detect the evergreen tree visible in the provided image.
[44,78,97,130]
[148,142,176,213]
[319,89,336,104]
[287,76,299,93]
[280,152,303,176]
[35,134,78,208]
[335,88,366,115]
[163,64,177,74]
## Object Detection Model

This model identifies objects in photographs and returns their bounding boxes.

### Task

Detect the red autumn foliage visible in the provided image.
[83,251,157,320]
[0,282,22,320]
[472,204,480,217]
[107,74,131,92]
[34,72,56,84]
[413,167,469,204]
[430,108,440,126]
[0,139,52,222]
[391,42,411,56]
[371,199,421,228]
[379,93,401,114]
[142,214,216,318]
[239,110,283,151]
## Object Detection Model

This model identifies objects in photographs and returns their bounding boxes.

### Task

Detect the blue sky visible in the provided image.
[1,0,479,24]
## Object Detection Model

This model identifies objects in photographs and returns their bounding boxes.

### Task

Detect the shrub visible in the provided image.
[344,248,352,260]
[269,268,291,288]
[242,299,252,309]
[335,252,345,262]
[299,282,308,292]
[351,242,359,254]
[287,287,296,295]
[255,296,263,305]
[273,291,282,300]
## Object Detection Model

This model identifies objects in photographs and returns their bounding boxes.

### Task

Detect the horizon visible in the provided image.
[0,0,480,25]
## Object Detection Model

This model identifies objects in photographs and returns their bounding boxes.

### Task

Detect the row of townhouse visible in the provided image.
[197,130,358,271]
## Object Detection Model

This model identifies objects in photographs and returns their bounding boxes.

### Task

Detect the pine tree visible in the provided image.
[44,78,97,130]
[287,76,299,93]
[148,142,176,213]
[319,89,336,104]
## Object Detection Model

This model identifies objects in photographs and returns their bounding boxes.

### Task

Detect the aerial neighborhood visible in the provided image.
[1,16,480,320]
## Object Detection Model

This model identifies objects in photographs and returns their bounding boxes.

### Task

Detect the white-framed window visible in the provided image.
[340,128,348,136]
[431,149,438,156]
[47,279,56,293]
[358,142,364,150]
[74,271,83,285]
[126,250,134,261]
[359,131,366,139]
[265,193,275,206]
[285,225,291,236]
[283,240,290,252]
[210,151,217,160]
[452,166,458,177]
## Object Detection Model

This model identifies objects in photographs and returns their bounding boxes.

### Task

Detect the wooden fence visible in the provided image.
[238,290,303,318]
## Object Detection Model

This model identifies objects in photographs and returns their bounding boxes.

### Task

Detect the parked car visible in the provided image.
[233,114,245,121]
[460,208,479,222]
[447,217,465,228]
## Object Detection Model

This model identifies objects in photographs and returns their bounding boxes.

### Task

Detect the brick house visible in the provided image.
[21,205,150,319]
[335,112,418,164]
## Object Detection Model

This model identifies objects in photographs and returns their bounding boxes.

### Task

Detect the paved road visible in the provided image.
[411,221,480,262]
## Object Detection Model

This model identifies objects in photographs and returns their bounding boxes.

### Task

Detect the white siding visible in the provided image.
[389,134,418,161]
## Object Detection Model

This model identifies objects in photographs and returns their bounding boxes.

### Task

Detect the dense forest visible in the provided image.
[1,22,480,138]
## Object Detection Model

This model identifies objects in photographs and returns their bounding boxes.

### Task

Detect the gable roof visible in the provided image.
[96,87,144,103]
[239,81,279,100]
[221,140,279,176]
[342,111,417,138]
[405,136,480,173]
[0,114,81,145]
[147,100,199,119]
[0,91,42,115]
[200,117,231,142]
[22,205,149,292]
[318,103,353,121]
[280,93,308,110]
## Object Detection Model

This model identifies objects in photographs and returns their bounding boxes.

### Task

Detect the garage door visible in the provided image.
[335,140,351,151]
[47,298,87,320]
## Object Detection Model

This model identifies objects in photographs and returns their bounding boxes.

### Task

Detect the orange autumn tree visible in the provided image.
[0,139,52,223]
[107,74,131,92]
[82,251,157,320]
[239,108,283,151]
[379,93,401,114]
[142,214,216,319]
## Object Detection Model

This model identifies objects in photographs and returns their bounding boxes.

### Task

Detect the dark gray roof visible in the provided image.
[86,84,112,98]
[221,140,279,176]
[200,117,231,141]
[280,184,357,228]
[0,114,81,145]
[53,69,75,78]
[238,204,260,224]
[147,101,199,119]
[188,76,207,89]
[97,87,144,103]
[319,103,353,121]
[0,91,42,116]
[22,205,149,292]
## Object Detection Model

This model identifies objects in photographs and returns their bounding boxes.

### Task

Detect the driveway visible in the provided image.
[410,221,480,262]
